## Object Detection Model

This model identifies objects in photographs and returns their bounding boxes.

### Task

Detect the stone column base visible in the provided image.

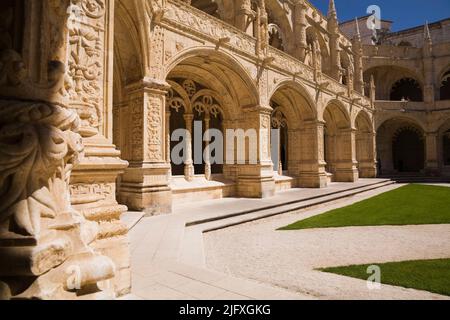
[358,161,377,178]
[119,163,172,215]
[298,172,329,188]
[70,135,130,298]
[237,163,275,198]
[334,163,359,182]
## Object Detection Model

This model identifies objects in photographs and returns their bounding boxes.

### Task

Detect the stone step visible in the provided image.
[197,180,396,233]
[186,179,393,228]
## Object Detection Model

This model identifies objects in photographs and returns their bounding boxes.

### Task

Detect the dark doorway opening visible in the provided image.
[392,128,424,172]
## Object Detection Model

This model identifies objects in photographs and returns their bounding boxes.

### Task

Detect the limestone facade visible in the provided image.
[0,0,447,300]
[342,16,450,177]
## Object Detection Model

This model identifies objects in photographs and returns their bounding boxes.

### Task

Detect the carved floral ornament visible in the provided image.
[166,79,224,118]
[0,101,83,237]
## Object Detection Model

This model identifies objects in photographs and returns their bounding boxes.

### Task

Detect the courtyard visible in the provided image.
[125,182,450,300]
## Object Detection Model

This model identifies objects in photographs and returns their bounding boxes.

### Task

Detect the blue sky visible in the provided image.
[309,0,450,31]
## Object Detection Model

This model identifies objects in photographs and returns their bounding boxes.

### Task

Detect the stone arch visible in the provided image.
[322,101,357,182]
[113,1,144,98]
[113,1,146,158]
[390,78,423,102]
[364,66,423,100]
[268,81,316,177]
[269,80,317,126]
[165,48,259,111]
[165,49,259,181]
[376,117,426,175]
[265,0,294,53]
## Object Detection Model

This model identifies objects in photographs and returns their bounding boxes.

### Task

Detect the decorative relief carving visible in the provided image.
[66,0,107,137]
[130,98,144,160]
[70,183,113,199]
[150,25,165,79]
[163,1,256,55]
[0,100,115,299]
[147,95,164,161]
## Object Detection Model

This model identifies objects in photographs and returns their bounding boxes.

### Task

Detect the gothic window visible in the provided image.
[440,70,450,100]
[390,78,423,102]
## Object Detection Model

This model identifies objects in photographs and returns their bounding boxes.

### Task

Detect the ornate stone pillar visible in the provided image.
[0,0,125,300]
[166,108,172,178]
[204,115,212,181]
[64,0,130,296]
[236,106,275,198]
[296,121,328,188]
[334,128,359,182]
[425,132,439,175]
[119,79,172,215]
[327,0,341,81]
[235,0,254,35]
[357,132,377,178]
[293,0,308,62]
[183,114,195,181]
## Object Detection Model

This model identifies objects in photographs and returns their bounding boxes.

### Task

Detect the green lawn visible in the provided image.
[279,184,450,230]
[319,259,450,297]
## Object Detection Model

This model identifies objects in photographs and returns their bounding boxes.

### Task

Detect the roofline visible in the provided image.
[387,17,450,36]
[339,14,393,26]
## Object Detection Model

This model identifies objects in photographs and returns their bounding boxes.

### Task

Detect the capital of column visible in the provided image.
[126,77,171,95]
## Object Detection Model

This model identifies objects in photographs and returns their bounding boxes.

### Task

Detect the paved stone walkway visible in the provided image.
[122,180,449,300]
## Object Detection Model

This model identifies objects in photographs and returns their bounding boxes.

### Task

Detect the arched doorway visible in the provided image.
[392,127,425,172]
[269,82,316,184]
[376,118,425,175]
[323,102,358,182]
[165,51,258,184]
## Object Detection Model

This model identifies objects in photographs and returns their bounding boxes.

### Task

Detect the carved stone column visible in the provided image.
[64,0,130,296]
[204,115,212,181]
[119,79,172,215]
[235,0,254,35]
[334,128,359,182]
[236,106,275,198]
[293,0,308,62]
[0,0,124,300]
[357,132,377,178]
[183,114,195,181]
[296,121,328,188]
